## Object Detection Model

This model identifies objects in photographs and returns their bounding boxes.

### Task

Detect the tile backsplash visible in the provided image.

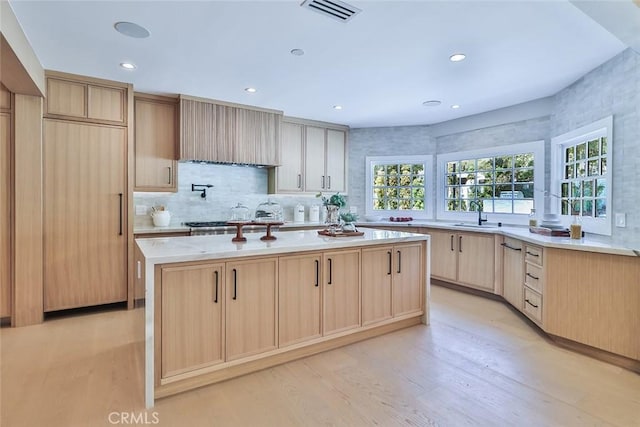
[134,162,331,227]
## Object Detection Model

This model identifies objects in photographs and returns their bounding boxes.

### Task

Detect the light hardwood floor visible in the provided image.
[2,285,639,426]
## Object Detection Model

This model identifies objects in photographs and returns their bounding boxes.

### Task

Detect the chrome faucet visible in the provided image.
[470,200,488,226]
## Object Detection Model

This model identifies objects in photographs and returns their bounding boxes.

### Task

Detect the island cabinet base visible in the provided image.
[155,315,422,399]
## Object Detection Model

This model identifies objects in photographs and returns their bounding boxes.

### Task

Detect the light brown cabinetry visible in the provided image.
[0,98,10,318]
[322,249,360,335]
[45,74,127,124]
[522,244,544,324]
[271,121,304,192]
[179,95,281,166]
[278,253,322,347]
[225,257,278,360]
[134,94,178,191]
[427,228,496,292]
[501,237,524,309]
[361,243,423,326]
[161,263,224,378]
[305,126,346,193]
[43,119,127,311]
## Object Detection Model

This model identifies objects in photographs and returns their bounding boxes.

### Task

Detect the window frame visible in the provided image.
[365,155,434,220]
[550,116,612,236]
[436,141,545,225]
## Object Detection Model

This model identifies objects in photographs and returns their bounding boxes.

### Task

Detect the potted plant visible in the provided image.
[340,212,359,232]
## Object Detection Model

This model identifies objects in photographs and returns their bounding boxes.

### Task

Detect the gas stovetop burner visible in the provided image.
[184,221,229,227]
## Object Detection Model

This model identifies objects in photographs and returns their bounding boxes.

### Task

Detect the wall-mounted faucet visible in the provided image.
[192,184,213,200]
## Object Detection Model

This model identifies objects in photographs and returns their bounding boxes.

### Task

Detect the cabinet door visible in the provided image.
[393,243,423,316]
[325,129,346,192]
[226,258,277,360]
[304,126,326,192]
[179,98,218,162]
[457,233,495,291]
[43,120,127,311]
[278,253,322,347]
[427,229,457,281]
[87,85,126,123]
[134,97,177,191]
[361,246,393,326]
[46,78,87,118]
[161,264,224,378]
[0,112,10,317]
[133,244,146,302]
[502,237,524,308]
[276,122,304,192]
[323,249,360,335]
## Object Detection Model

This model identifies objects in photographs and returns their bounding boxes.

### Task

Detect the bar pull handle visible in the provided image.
[327,175,331,189]
[136,261,141,279]
[321,175,325,189]
[118,193,123,236]
[315,259,319,287]
[328,258,332,285]
[297,174,302,189]
[387,251,392,275]
[232,268,237,300]
[459,235,462,253]
[501,242,522,251]
[167,166,172,185]
[450,235,454,251]
[397,250,402,274]
[214,270,219,303]
[526,251,539,257]
[525,299,539,309]
[526,272,539,280]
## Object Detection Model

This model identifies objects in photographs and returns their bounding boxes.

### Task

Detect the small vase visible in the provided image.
[325,204,340,225]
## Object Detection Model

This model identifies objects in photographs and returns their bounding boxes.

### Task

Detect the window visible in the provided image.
[365,156,433,219]
[437,141,544,224]
[551,116,612,235]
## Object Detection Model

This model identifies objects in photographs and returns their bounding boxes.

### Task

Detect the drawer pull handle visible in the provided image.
[526,251,539,257]
[328,258,332,285]
[459,235,462,253]
[450,235,454,252]
[213,271,219,303]
[525,299,539,309]
[315,259,319,287]
[526,272,539,280]
[501,243,522,251]
[232,268,237,300]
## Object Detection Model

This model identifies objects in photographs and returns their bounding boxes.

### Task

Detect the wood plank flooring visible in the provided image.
[2,285,639,426]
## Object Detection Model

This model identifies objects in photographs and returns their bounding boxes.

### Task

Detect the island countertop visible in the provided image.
[136,228,430,265]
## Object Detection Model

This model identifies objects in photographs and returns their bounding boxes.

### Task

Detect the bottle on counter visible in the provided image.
[528,208,538,227]
[570,215,582,239]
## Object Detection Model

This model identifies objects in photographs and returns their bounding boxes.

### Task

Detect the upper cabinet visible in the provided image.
[134,94,178,192]
[45,71,128,125]
[268,118,348,194]
[179,95,282,166]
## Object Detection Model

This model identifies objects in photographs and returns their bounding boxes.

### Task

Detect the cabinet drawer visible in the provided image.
[523,287,542,324]
[525,244,543,266]
[524,263,543,293]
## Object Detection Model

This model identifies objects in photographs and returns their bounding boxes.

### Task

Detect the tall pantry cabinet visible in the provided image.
[43,72,130,311]
[0,84,11,318]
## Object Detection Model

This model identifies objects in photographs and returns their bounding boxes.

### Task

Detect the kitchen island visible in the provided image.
[136,228,430,408]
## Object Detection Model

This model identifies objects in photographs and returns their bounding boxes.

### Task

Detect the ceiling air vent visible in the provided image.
[301,0,362,22]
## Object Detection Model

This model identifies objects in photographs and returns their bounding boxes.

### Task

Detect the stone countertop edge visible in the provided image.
[357,221,638,257]
[136,228,429,265]
[134,222,325,234]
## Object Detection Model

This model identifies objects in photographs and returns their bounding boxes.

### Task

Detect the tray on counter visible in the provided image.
[529,226,570,237]
[317,229,365,237]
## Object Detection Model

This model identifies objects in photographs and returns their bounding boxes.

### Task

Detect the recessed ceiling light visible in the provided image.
[333,105,343,110]
[245,87,257,93]
[451,104,461,109]
[449,53,466,62]
[120,62,137,70]
[290,48,305,56]
[114,21,150,39]
[422,100,441,107]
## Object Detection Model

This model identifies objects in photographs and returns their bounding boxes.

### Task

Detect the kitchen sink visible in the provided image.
[453,223,497,228]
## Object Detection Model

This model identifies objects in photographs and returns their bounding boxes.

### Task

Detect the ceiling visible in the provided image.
[8,0,631,128]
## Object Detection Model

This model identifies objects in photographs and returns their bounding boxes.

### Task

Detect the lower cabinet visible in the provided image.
[226,257,278,361]
[361,243,423,326]
[278,253,322,347]
[161,263,224,378]
[322,249,361,335]
[501,237,524,309]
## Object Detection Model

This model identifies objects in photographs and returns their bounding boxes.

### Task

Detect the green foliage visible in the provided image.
[316,192,346,207]
[340,212,358,223]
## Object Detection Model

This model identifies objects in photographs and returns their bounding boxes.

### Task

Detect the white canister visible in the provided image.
[151,211,171,227]
[294,204,305,223]
[309,205,320,223]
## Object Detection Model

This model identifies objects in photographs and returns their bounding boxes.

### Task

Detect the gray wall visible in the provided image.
[550,48,639,246]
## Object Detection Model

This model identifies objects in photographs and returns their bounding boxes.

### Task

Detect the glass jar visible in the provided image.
[529,208,538,227]
[254,199,283,222]
[230,203,250,221]
[570,215,582,239]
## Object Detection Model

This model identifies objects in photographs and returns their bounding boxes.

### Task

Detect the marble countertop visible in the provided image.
[358,220,639,257]
[136,228,429,265]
